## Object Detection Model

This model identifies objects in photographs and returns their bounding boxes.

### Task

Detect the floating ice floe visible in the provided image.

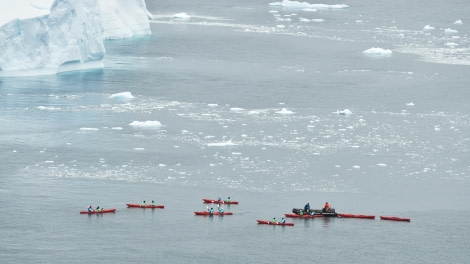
[276,108,295,114]
[37,106,61,111]
[454,19,463,24]
[362,47,393,57]
[207,140,237,147]
[129,120,162,129]
[406,102,415,106]
[444,28,458,34]
[334,109,353,115]
[109,92,134,100]
[423,25,435,30]
[302,8,317,12]
[172,12,191,21]
[230,107,245,112]
[80,127,99,131]
[445,42,459,48]
[269,0,349,9]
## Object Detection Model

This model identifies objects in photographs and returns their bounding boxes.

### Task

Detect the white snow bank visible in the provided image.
[269,0,349,9]
[0,0,151,77]
[362,47,393,57]
[129,120,162,129]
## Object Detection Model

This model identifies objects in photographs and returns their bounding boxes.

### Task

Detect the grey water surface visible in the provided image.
[1,0,469,263]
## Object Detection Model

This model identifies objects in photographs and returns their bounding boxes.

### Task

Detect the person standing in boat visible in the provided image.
[323,202,331,212]
[304,203,310,213]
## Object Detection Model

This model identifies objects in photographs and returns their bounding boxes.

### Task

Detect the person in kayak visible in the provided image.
[304,203,310,213]
[225,197,231,203]
[87,205,94,212]
[217,197,222,202]
[323,202,331,212]
[271,217,277,223]
[280,217,286,224]
[208,207,214,215]
[218,206,224,214]
[96,206,103,212]
[141,201,146,207]
[151,200,156,206]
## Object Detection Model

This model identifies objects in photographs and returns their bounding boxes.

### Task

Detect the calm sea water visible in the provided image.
[1,0,469,263]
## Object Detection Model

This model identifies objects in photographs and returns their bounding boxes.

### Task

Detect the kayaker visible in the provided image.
[218,207,224,214]
[217,197,222,202]
[87,205,94,212]
[96,206,103,212]
[151,200,156,206]
[304,203,310,213]
[323,202,331,212]
[141,200,146,207]
[271,217,277,223]
[280,217,286,224]
[209,207,214,215]
[225,197,231,203]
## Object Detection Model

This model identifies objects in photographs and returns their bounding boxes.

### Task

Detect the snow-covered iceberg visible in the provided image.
[0,0,151,77]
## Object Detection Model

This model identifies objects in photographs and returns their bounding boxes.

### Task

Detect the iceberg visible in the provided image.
[99,0,153,40]
[362,47,393,58]
[0,0,151,77]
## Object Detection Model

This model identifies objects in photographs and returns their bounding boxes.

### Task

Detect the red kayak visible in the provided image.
[284,213,324,218]
[194,211,233,216]
[202,198,238,204]
[338,213,375,219]
[380,216,411,222]
[80,209,116,214]
[126,203,164,209]
[257,220,294,226]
